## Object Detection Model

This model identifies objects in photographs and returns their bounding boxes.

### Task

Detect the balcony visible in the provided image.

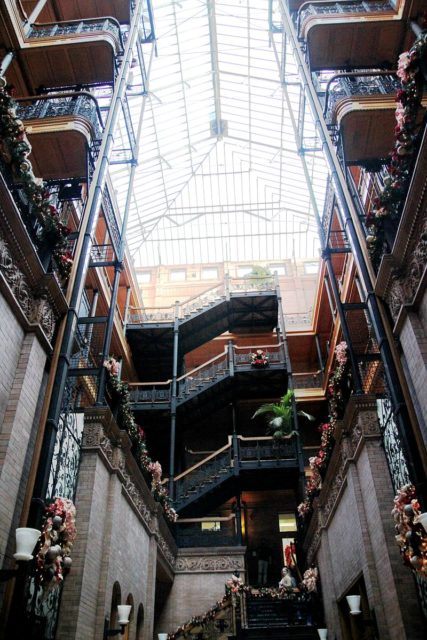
[24,0,133,24]
[297,1,404,70]
[15,92,103,179]
[324,73,399,163]
[8,17,123,93]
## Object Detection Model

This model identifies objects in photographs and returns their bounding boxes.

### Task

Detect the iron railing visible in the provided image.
[324,73,399,122]
[127,275,277,324]
[298,1,393,32]
[28,17,122,47]
[174,516,238,548]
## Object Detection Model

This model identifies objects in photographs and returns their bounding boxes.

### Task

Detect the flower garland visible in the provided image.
[392,484,427,576]
[166,577,312,639]
[366,31,427,268]
[298,342,350,519]
[302,566,318,593]
[0,78,73,279]
[104,357,177,522]
[35,497,77,588]
[251,349,269,367]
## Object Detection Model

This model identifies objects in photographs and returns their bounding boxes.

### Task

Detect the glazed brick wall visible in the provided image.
[57,449,154,640]
[0,292,47,566]
[399,293,427,447]
[316,439,424,640]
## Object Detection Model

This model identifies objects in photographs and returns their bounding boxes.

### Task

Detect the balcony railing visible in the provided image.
[28,17,123,48]
[298,0,393,32]
[174,515,238,548]
[15,92,104,141]
[324,73,399,122]
[127,275,278,324]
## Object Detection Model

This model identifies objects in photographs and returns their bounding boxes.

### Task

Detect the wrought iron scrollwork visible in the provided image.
[376,396,411,493]
[46,380,85,501]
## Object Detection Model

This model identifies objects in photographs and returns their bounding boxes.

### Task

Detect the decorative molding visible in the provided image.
[0,232,57,341]
[175,550,246,574]
[157,532,177,568]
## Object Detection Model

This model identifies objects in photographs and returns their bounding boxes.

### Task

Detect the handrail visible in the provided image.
[176,348,228,382]
[323,70,398,117]
[234,343,281,350]
[127,380,172,387]
[177,514,236,523]
[174,437,232,481]
[237,435,275,442]
[14,91,104,131]
[30,16,124,48]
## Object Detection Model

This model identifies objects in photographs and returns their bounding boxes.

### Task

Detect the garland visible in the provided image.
[392,484,427,576]
[297,341,350,519]
[366,31,427,268]
[0,78,73,279]
[167,575,313,639]
[35,497,77,588]
[104,357,178,522]
[251,349,269,367]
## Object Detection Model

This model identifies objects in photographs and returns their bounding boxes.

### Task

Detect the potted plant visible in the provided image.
[252,390,314,439]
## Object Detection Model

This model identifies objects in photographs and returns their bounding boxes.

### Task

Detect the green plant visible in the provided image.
[252,390,314,439]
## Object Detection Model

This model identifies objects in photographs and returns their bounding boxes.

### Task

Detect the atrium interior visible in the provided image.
[0,1,426,639]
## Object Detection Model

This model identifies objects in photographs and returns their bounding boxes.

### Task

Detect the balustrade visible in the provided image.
[28,18,122,46]
[324,73,399,122]
[298,0,393,32]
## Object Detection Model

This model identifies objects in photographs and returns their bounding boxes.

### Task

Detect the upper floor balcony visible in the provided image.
[23,0,133,25]
[0,4,123,94]
[15,92,103,180]
[296,1,405,70]
[323,72,399,163]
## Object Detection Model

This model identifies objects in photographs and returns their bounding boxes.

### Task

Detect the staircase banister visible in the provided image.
[177,514,236,523]
[237,435,275,442]
[234,343,281,350]
[173,437,232,482]
[176,348,228,382]
[178,281,225,306]
[127,379,172,387]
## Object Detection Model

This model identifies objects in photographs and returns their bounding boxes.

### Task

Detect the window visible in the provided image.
[304,262,319,275]
[201,521,221,531]
[170,269,186,281]
[137,271,151,284]
[201,267,218,280]
[237,266,253,277]
[269,264,287,276]
[278,513,297,533]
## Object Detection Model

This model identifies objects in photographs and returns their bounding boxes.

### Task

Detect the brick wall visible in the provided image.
[0,291,48,567]
[398,291,427,447]
[310,399,425,640]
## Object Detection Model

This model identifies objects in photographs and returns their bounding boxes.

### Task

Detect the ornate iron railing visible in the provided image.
[298,0,393,32]
[324,73,399,122]
[376,396,411,493]
[293,371,324,389]
[128,382,171,404]
[174,517,238,548]
[234,343,283,365]
[15,93,103,140]
[238,436,298,463]
[283,311,313,329]
[127,276,278,324]
[177,351,229,401]
[28,17,122,46]
[174,445,233,505]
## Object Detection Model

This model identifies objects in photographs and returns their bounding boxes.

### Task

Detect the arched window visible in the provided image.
[109,581,121,630]
[136,603,144,640]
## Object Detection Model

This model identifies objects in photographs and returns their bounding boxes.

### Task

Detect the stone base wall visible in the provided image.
[304,396,424,640]
[57,409,177,640]
[155,546,246,636]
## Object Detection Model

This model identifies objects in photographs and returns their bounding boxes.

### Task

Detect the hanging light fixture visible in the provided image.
[346,595,361,615]
[13,528,41,562]
[317,630,328,640]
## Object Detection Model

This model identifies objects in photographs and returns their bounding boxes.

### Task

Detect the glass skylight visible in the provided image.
[110,0,329,267]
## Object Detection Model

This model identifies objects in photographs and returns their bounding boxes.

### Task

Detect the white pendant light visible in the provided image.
[13,528,40,561]
[415,512,427,532]
[346,594,361,615]
[117,604,132,625]
[317,629,328,640]
[158,634,169,640]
